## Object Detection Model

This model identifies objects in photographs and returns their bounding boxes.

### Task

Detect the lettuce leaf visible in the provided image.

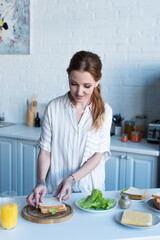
[77,188,116,210]
[48,208,60,215]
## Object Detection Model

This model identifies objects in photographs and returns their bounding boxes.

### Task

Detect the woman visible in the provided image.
[27,51,112,208]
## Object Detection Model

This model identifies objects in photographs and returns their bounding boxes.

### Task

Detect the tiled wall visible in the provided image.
[1,0,160,125]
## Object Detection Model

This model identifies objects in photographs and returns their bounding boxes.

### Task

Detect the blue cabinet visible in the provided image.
[17,140,39,195]
[0,137,17,193]
[0,137,39,195]
[105,151,158,191]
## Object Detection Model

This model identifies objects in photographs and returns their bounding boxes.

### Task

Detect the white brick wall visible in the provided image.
[0,0,160,125]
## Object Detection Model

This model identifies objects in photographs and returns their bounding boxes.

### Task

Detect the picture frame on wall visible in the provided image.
[0,0,30,54]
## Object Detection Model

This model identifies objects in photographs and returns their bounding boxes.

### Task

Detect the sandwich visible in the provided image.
[152,192,160,210]
[39,197,67,214]
[122,187,149,200]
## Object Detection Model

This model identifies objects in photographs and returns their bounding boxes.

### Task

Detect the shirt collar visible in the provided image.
[63,92,92,111]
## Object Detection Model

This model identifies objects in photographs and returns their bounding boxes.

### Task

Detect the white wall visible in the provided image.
[1,0,160,125]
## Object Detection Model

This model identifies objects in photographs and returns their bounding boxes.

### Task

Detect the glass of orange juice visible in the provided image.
[1,191,18,230]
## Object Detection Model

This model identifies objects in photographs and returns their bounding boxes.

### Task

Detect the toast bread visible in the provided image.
[153,198,160,210]
[123,187,148,199]
[152,192,160,199]
[39,197,65,209]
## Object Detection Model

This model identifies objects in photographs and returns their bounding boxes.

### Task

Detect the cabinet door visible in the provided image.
[105,151,126,191]
[17,140,39,195]
[126,153,158,189]
[0,137,17,193]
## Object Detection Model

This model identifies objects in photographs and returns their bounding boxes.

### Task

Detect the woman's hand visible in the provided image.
[54,176,74,201]
[26,185,47,208]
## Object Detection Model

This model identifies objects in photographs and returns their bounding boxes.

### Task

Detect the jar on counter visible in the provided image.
[121,133,128,142]
[135,115,147,138]
[118,194,131,209]
[131,131,142,142]
[124,121,135,139]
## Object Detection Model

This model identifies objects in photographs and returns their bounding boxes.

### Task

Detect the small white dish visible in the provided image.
[115,211,160,228]
[75,198,117,213]
[146,198,160,213]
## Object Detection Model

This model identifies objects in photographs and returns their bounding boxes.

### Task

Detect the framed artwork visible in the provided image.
[0,0,30,54]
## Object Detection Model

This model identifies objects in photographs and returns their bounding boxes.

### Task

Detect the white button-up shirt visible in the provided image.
[38,92,112,193]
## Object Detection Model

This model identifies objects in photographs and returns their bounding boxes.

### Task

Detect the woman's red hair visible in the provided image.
[67,51,105,130]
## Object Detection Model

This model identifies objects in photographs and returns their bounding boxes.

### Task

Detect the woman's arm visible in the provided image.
[72,152,103,181]
[55,152,103,201]
[26,148,51,208]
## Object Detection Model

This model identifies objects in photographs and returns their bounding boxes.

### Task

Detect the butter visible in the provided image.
[121,210,152,226]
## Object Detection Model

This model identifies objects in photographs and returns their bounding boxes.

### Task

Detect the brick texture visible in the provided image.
[0,0,160,124]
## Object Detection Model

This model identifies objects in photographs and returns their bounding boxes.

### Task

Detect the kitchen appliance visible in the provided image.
[147,120,160,143]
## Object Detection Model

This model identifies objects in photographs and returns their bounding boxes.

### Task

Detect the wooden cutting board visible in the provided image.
[22,203,74,224]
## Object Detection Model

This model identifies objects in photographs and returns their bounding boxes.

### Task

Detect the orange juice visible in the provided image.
[1,203,18,229]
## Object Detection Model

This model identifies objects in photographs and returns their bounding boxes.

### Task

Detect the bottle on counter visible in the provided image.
[118,194,131,209]
[34,112,41,127]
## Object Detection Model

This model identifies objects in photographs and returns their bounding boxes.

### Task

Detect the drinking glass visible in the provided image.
[1,191,18,230]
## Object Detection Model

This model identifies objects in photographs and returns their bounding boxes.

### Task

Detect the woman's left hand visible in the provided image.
[53,176,74,201]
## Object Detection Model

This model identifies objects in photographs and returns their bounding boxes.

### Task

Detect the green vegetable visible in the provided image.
[48,208,60,215]
[120,188,128,194]
[77,188,116,210]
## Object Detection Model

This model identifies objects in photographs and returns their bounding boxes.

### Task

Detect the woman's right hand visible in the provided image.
[26,185,47,208]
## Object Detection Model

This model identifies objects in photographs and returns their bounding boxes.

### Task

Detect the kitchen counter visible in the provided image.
[1,189,160,240]
[0,124,159,156]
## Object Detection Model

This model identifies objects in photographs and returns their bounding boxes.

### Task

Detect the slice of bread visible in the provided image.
[39,197,65,209]
[152,192,160,199]
[153,198,160,210]
[123,187,148,200]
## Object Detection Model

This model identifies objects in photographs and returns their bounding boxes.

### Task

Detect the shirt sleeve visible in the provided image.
[37,104,52,152]
[99,103,112,160]
[81,103,112,165]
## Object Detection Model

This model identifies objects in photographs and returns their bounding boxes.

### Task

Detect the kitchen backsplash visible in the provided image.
[0,0,160,124]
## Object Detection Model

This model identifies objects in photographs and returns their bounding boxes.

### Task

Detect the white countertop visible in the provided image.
[0,124,159,156]
[111,136,159,156]
[1,189,160,240]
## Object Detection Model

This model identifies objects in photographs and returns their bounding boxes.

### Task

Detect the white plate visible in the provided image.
[146,198,160,213]
[115,211,160,229]
[75,198,117,213]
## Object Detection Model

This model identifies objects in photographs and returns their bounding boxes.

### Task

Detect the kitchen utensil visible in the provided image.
[27,94,37,127]
[22,203,74,224]
[112,114,124,126]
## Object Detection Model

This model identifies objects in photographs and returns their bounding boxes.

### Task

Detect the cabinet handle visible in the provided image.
[126,156,131,160]
[121,155,125,159]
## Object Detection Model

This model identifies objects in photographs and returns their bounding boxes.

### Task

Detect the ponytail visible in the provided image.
[91,84,105,131]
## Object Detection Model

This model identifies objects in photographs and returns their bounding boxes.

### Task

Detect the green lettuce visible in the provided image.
[48,208,60,215]
[77,188,116,210]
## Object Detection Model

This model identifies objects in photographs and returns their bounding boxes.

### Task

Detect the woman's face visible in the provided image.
[69,70,100,105]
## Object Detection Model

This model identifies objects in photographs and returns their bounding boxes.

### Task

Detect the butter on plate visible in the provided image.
[121,210,152,226]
